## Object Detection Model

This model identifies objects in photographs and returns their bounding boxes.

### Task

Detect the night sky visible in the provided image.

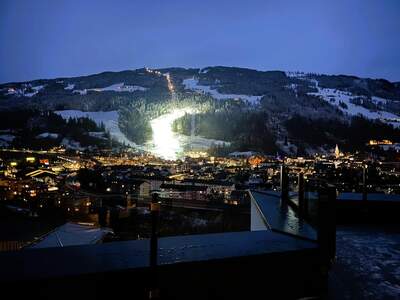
[1,0,399,83]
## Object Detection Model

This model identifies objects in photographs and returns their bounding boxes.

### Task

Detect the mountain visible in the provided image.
[0,66,399,155]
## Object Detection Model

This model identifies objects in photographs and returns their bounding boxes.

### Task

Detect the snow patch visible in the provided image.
[0,134,16,142]
[183,77,262,105]
[5,84,46,97]
[36,132,59,139]
[89,83,147,92]
[24,85,45,97]
[336,227,400,299]
[72,89,87,95]
[54,110,136,147]
[64,83,75,90]
[61,138,84,150]
[72,83,147,95]
[308,80,400,127]
[199,68,209,74]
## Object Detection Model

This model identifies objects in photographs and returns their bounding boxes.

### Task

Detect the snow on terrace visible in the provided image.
[71,83,147,95]
[307,79,400,127]
[334,226,400,299]
[54,110,136,147]
[182,77,262,105]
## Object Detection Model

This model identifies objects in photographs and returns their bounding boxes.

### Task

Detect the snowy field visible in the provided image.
[285,72,400,128]
[36,132,59,139]
[71,83,147,95]
[183,77,262,105]
[308,79,400,127]
[54,110,137,147]
[330,226,400,299]
[4,84,45,97]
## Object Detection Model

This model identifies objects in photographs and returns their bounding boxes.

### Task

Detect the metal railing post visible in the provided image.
[298,172,305,217]
[317,185,336,268]
[280,165,289,205]
[149,192,160,299]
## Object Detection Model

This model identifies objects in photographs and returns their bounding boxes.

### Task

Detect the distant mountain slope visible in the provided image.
[1,66,399,155]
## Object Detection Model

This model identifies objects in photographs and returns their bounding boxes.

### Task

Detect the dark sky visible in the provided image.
[1,0,399,83]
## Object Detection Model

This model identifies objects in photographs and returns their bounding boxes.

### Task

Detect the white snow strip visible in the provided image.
[3,84,45,97]
[72,89,87,95]
[72,83,147,95]
[64,83,75,90]
[89,83,147,92]
[183,77,262,105]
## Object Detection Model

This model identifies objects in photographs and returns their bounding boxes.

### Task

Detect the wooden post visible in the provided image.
[298,172,305,217]
[280,165,289,204]
[317,185,336,268]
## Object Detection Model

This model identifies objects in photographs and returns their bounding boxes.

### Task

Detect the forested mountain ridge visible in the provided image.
[1,66,399,155]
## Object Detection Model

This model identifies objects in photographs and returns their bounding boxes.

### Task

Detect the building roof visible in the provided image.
[250,190,317,240]
[29,222,113,249]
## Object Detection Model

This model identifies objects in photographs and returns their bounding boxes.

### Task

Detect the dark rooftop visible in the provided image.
[250,190,317,240]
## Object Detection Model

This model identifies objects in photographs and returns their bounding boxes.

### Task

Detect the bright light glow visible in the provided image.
[164,73,174,93]
[148,108,193,160]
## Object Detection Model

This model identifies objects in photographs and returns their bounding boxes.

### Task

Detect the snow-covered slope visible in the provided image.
[4,84,45,97]
[308,79,400,127]
[54,110,136,147]
[36,132,59,139]
[71,83,147,95]
[183,77,262,105]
